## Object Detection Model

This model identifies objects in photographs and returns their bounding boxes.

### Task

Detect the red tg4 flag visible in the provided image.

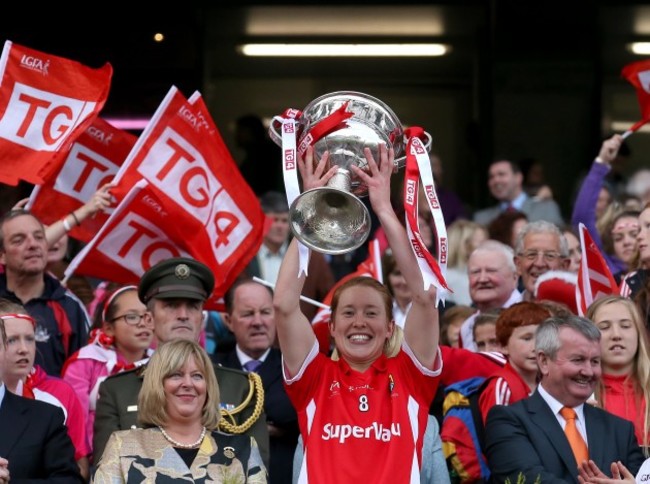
[576,223,619,316]
[64,180,225,310]
[0,41,112,185]
[621,59,650,134]
[28,117,136,243]
[112,87,265,299]
[64,180,191,289]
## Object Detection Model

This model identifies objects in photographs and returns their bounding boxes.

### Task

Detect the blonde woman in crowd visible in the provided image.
[93,339,266,482]
[587,295,650,453]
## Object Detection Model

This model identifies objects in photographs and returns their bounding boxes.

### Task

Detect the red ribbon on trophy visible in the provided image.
[403,127,450,303]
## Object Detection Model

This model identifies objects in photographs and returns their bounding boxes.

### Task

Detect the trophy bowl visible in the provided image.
[270,91,431,255]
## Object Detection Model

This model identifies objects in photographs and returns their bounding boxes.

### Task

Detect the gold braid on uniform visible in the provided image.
[219,371,265,434]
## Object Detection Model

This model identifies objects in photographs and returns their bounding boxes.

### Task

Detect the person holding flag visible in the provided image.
[274,143,441,484]
[572,134,640,279]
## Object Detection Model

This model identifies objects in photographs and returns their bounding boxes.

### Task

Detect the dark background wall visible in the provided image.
[2,1,648,219]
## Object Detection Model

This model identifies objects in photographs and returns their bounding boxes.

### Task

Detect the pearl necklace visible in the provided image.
[159,426,206,449]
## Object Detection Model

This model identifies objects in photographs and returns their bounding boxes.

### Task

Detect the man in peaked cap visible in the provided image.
[92,257,269,465]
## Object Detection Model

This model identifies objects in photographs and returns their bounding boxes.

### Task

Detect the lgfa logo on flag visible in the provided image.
[20,55,49,75]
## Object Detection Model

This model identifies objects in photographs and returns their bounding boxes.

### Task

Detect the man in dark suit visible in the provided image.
[0,313,83,482]
[217,278,299,484]
[485,315,644,483]
[93,258,269,466]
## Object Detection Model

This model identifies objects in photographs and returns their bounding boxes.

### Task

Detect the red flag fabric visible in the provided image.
[64,181,226,310]
[0,41,112,185]
[111,87,265,299]
[576,223,619,316]
[621,59,650,133]
[310,239,382,352]
[28,117,136,242]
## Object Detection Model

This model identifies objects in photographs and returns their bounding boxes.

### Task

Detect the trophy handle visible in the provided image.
[268,119,283,146]
[394,131,433,167]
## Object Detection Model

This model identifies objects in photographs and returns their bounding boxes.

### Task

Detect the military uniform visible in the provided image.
[93,257,269,466]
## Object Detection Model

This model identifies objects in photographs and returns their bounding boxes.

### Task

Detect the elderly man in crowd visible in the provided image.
[459,240,521,351]
[514,220,569,301]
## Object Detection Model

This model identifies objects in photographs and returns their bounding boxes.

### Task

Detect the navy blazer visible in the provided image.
[218,348,299,484]
[485,390,644,484]
[0,389,83,483]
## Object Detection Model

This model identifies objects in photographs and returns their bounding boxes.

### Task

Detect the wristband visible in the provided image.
[595,157,605,164]
[62,217,72,232]
[70,211,80,226]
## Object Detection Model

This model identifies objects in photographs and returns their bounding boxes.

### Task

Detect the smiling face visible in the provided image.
[226,282,275,360]
[468,249,518,311]
[0,214,47,278]
[592,301,638,376]
[330,285,394,372]
[488,161,522,202]
[151,298,204,344]
[538,327,601,407]
[515,232,567,295]
[163,355,207,423]
[3,316,36,386]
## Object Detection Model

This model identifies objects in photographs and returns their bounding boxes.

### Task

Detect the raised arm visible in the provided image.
[571,135,625,273]
[273,147,338,377]
[45,183,114,245]
[351,144,439,368]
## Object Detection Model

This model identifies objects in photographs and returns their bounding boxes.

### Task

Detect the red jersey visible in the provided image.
[478,362,532,423]
[285,342,441,484]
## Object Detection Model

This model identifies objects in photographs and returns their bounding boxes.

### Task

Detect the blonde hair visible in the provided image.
[330,277,401,359]
[447,220,487,268]
[586,295,650,453]
[138,339,221,430]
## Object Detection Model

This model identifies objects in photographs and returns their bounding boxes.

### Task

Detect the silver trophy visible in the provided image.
[270,91,431,255]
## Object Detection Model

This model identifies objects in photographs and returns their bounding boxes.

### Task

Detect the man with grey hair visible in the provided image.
[485,316,644,482]
[514,220,570,301]
[459,240,521,351]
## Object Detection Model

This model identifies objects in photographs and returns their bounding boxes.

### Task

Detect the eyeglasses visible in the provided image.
[111,313,147,326]
[518,250,563,263]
